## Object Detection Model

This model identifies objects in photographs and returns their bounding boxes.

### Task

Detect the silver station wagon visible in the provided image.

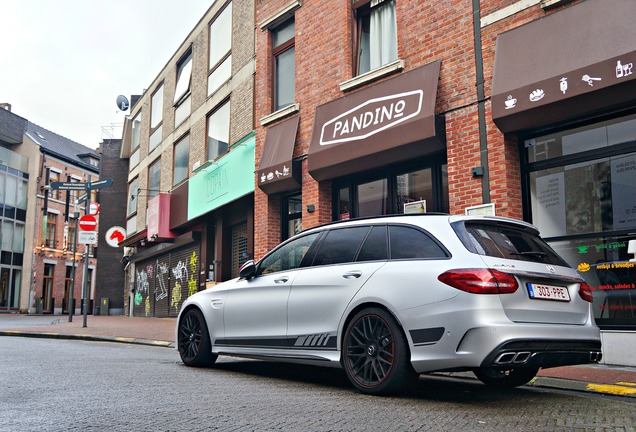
[177,214,601,395]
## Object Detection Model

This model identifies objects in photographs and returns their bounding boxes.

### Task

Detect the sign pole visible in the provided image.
[68,212,79,322]
[82,175,91,328]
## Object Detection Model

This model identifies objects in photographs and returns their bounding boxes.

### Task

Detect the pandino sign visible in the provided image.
[320,90,423,145]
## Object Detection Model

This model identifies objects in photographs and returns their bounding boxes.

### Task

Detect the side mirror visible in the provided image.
[238,260,256,279]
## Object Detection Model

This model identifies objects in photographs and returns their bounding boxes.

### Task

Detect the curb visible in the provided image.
[0,330,175,349]
[529,376,636,398]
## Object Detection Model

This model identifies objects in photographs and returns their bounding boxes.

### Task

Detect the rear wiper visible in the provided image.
[510,251,547,260]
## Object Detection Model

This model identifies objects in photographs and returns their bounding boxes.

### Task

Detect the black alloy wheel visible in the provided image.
[473,366,539,388]
[343,307,417,395]
[178,308,216,367]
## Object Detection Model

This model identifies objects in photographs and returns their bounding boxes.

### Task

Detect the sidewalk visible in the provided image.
[1,314,635,398]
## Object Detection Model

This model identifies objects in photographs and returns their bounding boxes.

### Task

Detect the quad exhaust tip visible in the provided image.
[494,350,603,365]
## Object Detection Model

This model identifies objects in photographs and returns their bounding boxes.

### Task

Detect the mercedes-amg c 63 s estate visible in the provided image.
[177,214,601,395]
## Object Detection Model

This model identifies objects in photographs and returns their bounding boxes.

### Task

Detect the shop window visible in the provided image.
[524,113,636,330]
[358,179,388,217]
[335,159,448,219]
[209,1,232,96]
[272,18,295,111]
[282,193,302,241]
[354,0,397,76]
[207,101,230,161]
[150,84,164,152]
[173,135,190,186]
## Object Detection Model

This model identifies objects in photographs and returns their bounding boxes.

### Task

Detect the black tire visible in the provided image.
[473,366,539,388]
[178,308,217,367]
[342,307,417,395]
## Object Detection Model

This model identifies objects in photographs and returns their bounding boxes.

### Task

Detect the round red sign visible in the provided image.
[79,214,97,231]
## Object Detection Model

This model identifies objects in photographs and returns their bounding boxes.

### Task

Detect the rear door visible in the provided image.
[287,226,386,345]
[461,220,591,325]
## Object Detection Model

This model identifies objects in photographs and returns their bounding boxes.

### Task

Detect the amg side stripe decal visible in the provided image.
[217,334,337,350]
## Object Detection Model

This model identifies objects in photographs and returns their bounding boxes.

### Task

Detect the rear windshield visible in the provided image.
[456,221,569,266]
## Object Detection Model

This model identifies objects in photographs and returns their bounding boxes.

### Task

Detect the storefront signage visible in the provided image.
[320,91,422,146]
[309,60,444,181]
[491,0,636,133]
[188,137,255,220]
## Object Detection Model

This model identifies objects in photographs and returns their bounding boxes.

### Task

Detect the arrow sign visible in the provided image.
[88,178,113,190]
[50,181,86,191]
[79,214,97,231]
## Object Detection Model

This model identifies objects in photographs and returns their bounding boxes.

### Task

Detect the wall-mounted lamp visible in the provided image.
[471,166,484,177]
[307,204,316,213]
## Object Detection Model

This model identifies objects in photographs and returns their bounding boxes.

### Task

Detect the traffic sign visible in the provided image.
[89,202,100,215]
[105,226,126,247]
[88,178,113,190]
[78,231,98,245]
[79,214,97,231]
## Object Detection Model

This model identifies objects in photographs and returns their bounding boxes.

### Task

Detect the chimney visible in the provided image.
[0,103,12,112]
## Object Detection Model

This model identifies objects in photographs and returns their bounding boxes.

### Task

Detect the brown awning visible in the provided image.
[308,61,444,181]
[258,115,301,194]
[492,0,636,133]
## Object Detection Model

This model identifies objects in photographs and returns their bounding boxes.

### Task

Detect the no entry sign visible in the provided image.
[79,214,97,231]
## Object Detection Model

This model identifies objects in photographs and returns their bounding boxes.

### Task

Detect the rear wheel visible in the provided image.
[178,308,217,367]
[342,307,417,395]
[473,367,539,388]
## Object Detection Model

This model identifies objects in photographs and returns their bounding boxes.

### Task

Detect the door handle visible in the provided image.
[274,277,289,284]
[342,271,362,279]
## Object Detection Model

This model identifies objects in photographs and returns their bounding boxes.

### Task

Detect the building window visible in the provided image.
[45,213,57,248]
[42,264,54,313]
[148,159,161,200]
[150,84,164,152]
[66,218,76,251]
[208,1,232,96]
[174,49,193,127]
[48,170,60,201]
[173,135,190,186]
[272,18,295,112]
[354,0,397,76]
[282,193,302,241]
[127,177,139,217]
[523,113,636,330]
[207,101,230,161]
[130,112,142,168]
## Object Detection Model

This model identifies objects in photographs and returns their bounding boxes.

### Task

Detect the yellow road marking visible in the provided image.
[586,383,636,396]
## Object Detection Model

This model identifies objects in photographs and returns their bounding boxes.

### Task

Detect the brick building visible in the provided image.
[253,0,636,365]
[118,0,255,317]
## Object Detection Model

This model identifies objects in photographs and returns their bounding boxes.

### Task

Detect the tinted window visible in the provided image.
[258,233,320,275]
[357,225,388,261]
[462,222,569,266]
[313,227,370,266]
[389,226,447,259]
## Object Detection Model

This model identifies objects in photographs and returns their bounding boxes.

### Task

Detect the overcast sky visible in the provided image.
[0,0,213,149]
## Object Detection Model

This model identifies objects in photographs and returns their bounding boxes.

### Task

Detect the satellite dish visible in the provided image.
[116,95,130,111]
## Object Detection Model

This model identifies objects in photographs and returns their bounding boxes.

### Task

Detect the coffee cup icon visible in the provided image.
[505,95,517,109]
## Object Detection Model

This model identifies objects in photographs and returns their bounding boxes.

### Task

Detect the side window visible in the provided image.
[356,225,388,261]
[258,233,320,275]
[313,227,370,266]
[389,225,448,259]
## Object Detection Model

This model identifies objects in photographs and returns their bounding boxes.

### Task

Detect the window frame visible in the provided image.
[271,18,295,112]
[173,134,190,187]
[127,177,139,218]
[206,99,231,162]
[352,0,398,76]
[174,48,193,107]
[148,158,161,200]
[45,212,57,248]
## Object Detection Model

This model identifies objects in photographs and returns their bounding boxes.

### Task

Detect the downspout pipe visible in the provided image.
[472,0,490,203]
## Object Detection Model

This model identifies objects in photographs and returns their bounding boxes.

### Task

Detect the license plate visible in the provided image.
[527,283,571,302]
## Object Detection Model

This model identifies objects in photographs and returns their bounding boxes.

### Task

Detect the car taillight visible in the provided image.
[578,282,593,302]
[438,269,519,294]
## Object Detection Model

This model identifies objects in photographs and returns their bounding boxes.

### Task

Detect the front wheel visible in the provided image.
[342,307,417,395]
[178,308,217,367]
[473,367,539,388]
